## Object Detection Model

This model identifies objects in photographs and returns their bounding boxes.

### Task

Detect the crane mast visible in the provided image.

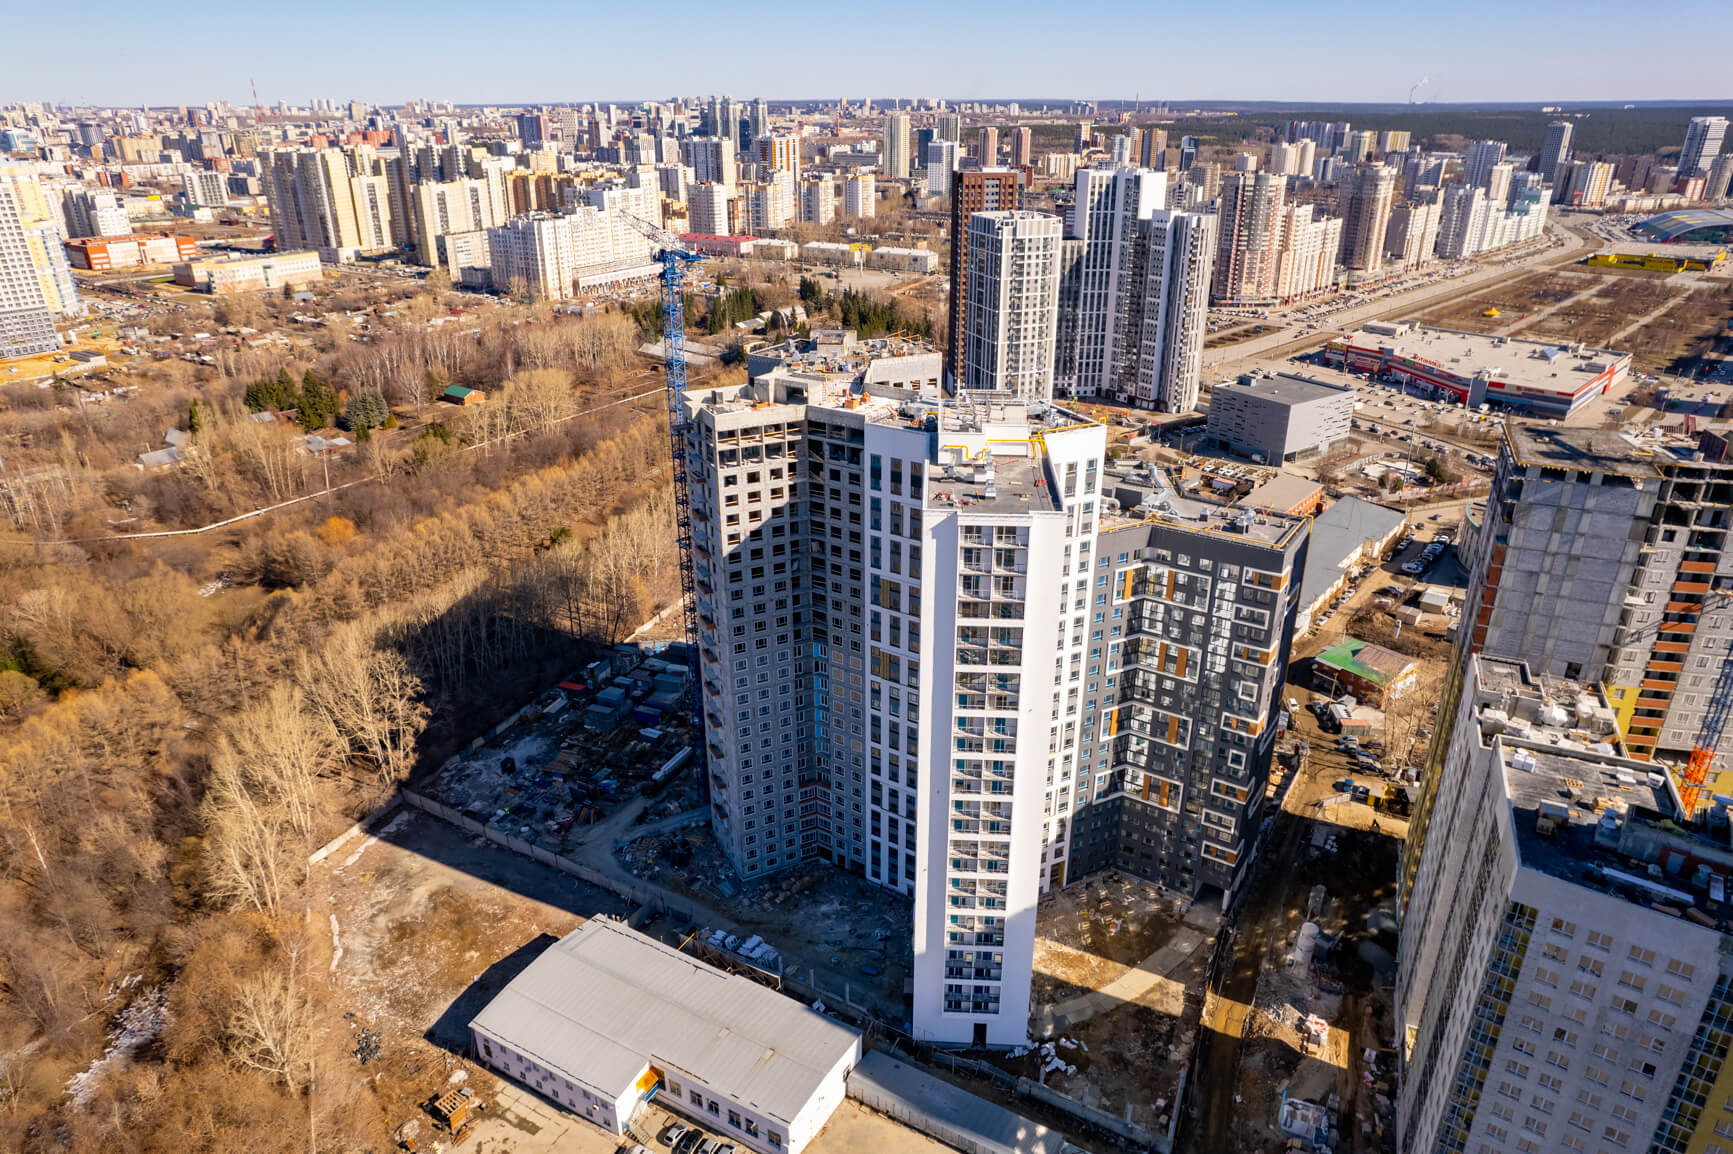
[623,213,708,789]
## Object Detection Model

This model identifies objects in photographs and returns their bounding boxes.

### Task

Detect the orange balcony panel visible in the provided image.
[1639,679,1678,692]
[1673,580,1712,594]
[1680,561,1717,573]
[1646,661,1685,673]
[1665,602,1703,614]
[1635,697,1674,710]
[1657,621,1697,634]
[1654,641,1693,653]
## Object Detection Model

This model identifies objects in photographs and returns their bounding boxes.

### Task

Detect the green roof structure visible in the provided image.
[1315,637,1412,687]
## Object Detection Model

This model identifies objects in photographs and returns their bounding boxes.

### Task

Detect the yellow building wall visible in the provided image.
[1684,1054,1733,1154]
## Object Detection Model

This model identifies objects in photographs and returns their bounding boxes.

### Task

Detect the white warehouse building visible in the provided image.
[469,918,860,1154]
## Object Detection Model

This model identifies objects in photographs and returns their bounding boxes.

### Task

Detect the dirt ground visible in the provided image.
[312,809,633,1148]
[957,874,1206,1128]
[1412,269,1592,333]
[620,823,914,1014]
[1030,874,1188,1005]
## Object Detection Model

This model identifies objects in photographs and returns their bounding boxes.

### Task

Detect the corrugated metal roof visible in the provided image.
[469,919,859,1124]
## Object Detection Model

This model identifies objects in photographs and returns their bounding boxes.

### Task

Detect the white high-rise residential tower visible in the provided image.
[1680,116,1729,179]
[681,337,1306,1046]
[1054,166,1166,398]
[1463,139,1509,192]
[961,210,1062,401]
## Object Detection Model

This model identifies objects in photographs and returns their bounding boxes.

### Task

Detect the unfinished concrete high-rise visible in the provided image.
[1401,422,1733,916]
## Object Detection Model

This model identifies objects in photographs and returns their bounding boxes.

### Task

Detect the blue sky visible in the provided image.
[8,0,1733,107]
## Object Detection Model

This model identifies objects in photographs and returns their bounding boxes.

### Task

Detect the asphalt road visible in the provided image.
[1202,219,1599,376]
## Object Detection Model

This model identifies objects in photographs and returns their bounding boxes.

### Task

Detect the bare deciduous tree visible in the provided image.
[298,627,428,787]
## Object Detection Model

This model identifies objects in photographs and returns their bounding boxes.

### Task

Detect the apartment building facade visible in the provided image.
[945,169,1023,385]
[961,211,1061,402]
[1399,653,1733,1154]
[1213,169,1287,304]
[679,342,1306,1044]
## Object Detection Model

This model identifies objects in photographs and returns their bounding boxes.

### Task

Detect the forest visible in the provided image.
[0,278,695,1150]
[1027,101,1733,159]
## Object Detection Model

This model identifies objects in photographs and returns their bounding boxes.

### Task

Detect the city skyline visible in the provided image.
[5,0,1733,108]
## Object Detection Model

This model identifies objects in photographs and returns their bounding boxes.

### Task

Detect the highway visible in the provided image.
[1202,217,1600,376]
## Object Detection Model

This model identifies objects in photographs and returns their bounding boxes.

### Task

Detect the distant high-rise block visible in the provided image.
[1463,139,1508,191]
[1212,169,1286,304]
[946,169,1023,384]
[883,113,911,180]
[963,210,1061,401]
[1009,127,1033,170]
[1680,115,1729,179]
[1537,120,1574,185]
[1336,163,1396,273]
[976,126,998,166]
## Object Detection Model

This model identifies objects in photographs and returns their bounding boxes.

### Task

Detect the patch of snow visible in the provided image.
[66,985,169,1108]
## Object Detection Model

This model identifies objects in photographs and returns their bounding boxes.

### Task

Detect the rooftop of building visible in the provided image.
[468,918,859,1124]
[1214,372,1353,409]
[1502,421,1672,478]
[1100,461,1308,547]
[1470,656,1733,926]
[1335,322,1631,394]
[747,329,940,380]
[64,232,189,245]
[1236,472,1324,512]
[1315,637,1415,686]
[1634,207,1733,242]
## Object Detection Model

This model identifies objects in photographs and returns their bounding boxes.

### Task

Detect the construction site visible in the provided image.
[417,641,703,858]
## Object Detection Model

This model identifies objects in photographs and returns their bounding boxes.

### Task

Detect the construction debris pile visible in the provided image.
[421,642,702,856]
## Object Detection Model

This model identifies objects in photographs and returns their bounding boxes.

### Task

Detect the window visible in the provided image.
[1552,918,1577,937]
[729,1110,742,1129]
[1629,945,1656,966]
[1667,958,1696,981]
[690,1090,703,1106]
[769,1132,784,1148]
[1587,930,1614,951]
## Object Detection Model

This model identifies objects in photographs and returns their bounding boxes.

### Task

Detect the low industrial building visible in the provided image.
[173,250,321,294]
[1325,321,1632,418]
[469,918,861,1154]
[1296,496,1407,630]
[865,246,939,274]
[1235,472,1324,517]
[679,234,762,259]
[64,232,196,270]
[1586,244,1728,275]
[801,241,864,268]
[1206,372,1354,464]
[1312,637,1418,707]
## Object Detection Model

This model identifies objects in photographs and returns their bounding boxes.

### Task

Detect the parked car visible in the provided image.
[1402,561,1424,575]
[664,1122,692,1148]
[1334,777,1356,792]
[1352,784,1372,803]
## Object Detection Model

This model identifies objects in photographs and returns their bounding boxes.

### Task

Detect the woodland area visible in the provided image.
[0,289,694,1149]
